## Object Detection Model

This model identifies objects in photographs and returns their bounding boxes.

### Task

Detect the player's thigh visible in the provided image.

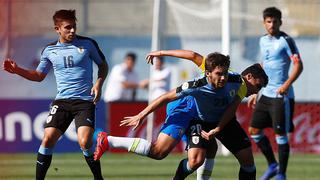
[41,127,63,148]
[234,147,254,166]
[73,100,96,130]
[152,132,180,154]
[250,95,272,129]
[216,119,251,154]
[45,100,73,133]
[205,138,218,158]
[270,97,294,134]
[233,147,254,166]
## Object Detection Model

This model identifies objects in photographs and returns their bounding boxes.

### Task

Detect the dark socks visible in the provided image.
[36,153,52,180]
[173,159,194,180]
[257,136,277,165]
[239,167,256,180]
[278,143,290,174]
[84,155,104,180]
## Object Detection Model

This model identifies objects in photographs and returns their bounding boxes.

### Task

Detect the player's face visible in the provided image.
[206,66,228,89]
[55,20,77,43]
[245,75,265,96]
[263,17,281,36]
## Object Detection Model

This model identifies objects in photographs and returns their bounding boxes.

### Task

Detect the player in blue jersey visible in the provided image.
[247,7,303,180]
[94,51,268,179]
[3,10,108,180]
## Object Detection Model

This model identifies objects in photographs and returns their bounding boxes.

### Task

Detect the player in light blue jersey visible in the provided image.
[3,10,108,180]
[248,7,303,180]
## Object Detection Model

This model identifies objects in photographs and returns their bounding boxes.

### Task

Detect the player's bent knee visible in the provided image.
[78,138,91,149]
[41,136,57,147]
[149,148,169,160]
[248,127,261,135]
[188,158,204,170]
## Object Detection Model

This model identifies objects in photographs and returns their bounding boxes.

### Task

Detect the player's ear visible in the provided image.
[205,70,210,76]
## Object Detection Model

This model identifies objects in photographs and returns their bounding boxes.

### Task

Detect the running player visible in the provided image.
[248,7,303,180]
[3,9,108,180]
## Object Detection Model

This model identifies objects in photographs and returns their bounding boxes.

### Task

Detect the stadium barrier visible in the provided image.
[108,102,320,154]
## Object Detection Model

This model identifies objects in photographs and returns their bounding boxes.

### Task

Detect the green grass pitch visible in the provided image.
[0,153,319,180]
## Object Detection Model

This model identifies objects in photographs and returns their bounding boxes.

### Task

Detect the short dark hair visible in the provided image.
[205,52,230,72]
[263,7,282,20]
[241,63,268,87]
[125,52,137,63]
[53,9,77,25]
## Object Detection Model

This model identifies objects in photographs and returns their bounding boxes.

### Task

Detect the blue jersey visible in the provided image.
[175,73,247,124]
[36,36,106,101]
[260,31,300,98]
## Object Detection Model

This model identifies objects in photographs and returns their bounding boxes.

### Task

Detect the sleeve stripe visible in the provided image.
[281,32,298,55]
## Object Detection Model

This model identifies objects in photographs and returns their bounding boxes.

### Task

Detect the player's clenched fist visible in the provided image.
[3,59,18,74]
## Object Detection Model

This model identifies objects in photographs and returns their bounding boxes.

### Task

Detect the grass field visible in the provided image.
[0,153,319,180]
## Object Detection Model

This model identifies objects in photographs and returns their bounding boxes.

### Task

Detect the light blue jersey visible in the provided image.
[176,73,246,124]
[36,36,106,101]
[260,31,300,98]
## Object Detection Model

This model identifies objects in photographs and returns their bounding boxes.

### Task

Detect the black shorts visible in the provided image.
[45,99,96,133]
[186,118,251,154]
[251,95,295,134]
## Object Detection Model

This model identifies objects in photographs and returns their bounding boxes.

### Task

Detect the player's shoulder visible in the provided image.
[177,76,208,92]
[41,40,58,55]
[278,31,298,52]
[77,35,101,50]
[77,35,98,44]
[227,71,242,83]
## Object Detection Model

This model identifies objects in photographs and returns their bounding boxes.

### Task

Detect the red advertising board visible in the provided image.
[108,102,320,153]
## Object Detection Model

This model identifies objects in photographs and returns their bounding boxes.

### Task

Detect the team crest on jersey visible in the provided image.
[192,136,199,144]
[182,82,189,90]
[77,46,84,54]
[229,89,236,97]
[46,115,52,124]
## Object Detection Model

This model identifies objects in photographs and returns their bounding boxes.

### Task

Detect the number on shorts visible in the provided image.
[190,124,202,135]
[50,105,59,114]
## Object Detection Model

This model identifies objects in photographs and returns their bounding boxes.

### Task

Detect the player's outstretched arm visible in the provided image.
[120,89,178,130]
[146,50,204,66]
[3,59,46,82]
[201,96,242,140]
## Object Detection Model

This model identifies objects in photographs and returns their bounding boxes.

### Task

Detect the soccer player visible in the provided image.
[95,50,214,180]
[247,7,303,180]
[95,51,268,179]
[3,10,108,180]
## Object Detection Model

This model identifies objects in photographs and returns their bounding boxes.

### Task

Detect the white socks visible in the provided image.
[197,158,215,180]
[108,136,151,156]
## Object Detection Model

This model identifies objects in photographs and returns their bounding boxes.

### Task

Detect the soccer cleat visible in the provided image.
[274,173,286,180]
[94,132,109,161]
[259,163,278,180]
